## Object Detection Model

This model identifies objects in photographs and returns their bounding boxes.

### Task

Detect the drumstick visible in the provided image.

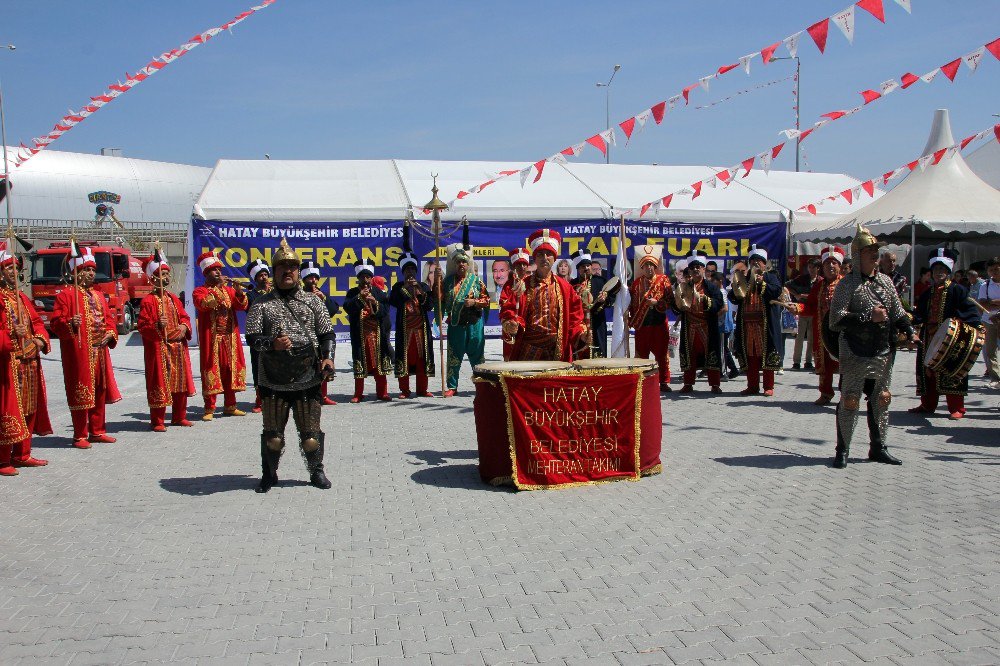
[967,297,991,316]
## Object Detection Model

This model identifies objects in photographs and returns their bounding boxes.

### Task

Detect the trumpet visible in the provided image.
[731,266,762,300]
[673,280,694,310]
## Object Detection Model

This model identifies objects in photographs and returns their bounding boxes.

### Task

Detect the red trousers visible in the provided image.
[745,357,775,392]
[151,393,190,427]
[12,410,42,462]
[70,403,107,440]
[635,325,670,384]
[398,340,430,395]
[204,389,238,412]
[920,373,965,414]
[818,369,835,398]
[681,330,720,387]
[354,376,388,399]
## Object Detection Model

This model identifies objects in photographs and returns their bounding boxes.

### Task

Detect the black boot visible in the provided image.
[302,433,332,490]
[866,395,901,465]
[868,446,902,465]
[833,405,848,469]
[256,435,282,493]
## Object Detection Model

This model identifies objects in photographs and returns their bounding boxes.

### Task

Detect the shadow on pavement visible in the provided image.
[410,463,511,492]
[714,453,831,469]
[724,399,832,415]
[406,449,478,466]
[159,474,281,495]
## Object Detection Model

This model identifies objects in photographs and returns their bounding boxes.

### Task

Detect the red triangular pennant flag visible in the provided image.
[807,204,818,215]
[856,0,886,22]
[900,72,919,88]
[716,169,731,184]
[681,84,699,104]
[457,191,468,200]
[822,111,847,120]
[994,124,1000,143]
[940,58,962,81]
[960,135,977,150]
[651,101,666,124]
[532,160,546,183]
[882,171,894,183]
[986,38,1000,61]
[771,143,785,159]
[799,128,815,142]
[691,181,703,199]
[718,63,739,75]
[760,42,781,64]
[861,180,875,197]
[585,134,608,156]
[860,89,882,104]
[560,146,576,157]
[640,203,652,217]
[806,18,830,54]
[661,194,673,208]
[840,189,853,204]
[619,117,637,140]
[906,160,919,171]
[932,148,948,165]
[741,157,755,176]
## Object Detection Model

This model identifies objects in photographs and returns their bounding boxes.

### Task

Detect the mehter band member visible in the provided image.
[500,229,585,363]
[390,250,435,398]
[498,247,530,361]
[909,248,981,420]
[671,250,723,393]
[300,260,340,405]
[247,258,272,413]
[50,245,122,448]
[629,245,673,391]
[570,251,611,359]
[245,239,336,493]
[0,250,51,470]
[344,260,393,402]
[193,251,248,420]
[442,222,488,396]
[137,250,196,431]
[829,225,917,469]
[729,244,783,396]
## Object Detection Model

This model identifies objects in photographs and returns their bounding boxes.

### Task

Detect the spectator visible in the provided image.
[914,266,932,301]
[710,271,739,379]
[787,258,820,370]
[879,250,909,298]
[978,257,1000,388]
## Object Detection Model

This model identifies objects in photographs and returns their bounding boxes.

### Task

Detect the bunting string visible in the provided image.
[794,123,1000,216]
[441,0,911,209]
[11,0,279,169]
[694,76,794,111]
[626,35,1000,219]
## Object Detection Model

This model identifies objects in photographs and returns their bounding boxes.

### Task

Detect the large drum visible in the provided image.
[572,358,662,478]
[473,361,573,485]
[924,317,985,379]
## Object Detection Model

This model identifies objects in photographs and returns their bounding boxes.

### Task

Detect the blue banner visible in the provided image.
[190,218,786,339]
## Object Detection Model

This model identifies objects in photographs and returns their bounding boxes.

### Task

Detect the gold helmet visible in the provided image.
[272,238,299,266]
[850,224,882,254]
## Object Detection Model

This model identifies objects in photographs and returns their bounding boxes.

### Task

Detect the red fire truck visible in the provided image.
[29,242,153,334]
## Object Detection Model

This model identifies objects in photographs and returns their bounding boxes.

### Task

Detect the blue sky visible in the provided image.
[1,1,996,183]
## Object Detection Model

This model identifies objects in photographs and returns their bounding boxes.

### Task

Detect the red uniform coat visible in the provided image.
[795,275,841,376]
[0,288,52,436]
[0,307,32,447]
[138,292,197,408]
[192,284,248,396]
[50,286,122,411]
[499,273,585,362]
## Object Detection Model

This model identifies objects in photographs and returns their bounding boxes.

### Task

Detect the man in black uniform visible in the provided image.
[300,260,341,405]
[247,258,272,413]
[245,240,336,493]
[570,251,612,358]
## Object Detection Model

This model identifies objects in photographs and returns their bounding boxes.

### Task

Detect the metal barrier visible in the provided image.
[9,218,188,250]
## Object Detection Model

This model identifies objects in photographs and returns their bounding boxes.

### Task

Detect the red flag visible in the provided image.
[940,58,962,81]
[856,0,885,22]
[560,146,576,157]
[651,101,666,124]
[619,117,637,140]
[806,18,830,54]
[661,194,673,208]
[640,203,652,217]
[760,42,780,64]
[960,135,977,150]
[691,181,703,199]
[841,189,853,204]
[741,157,755,175]
[986,38,1000,61]
[799,128,814,142]
[716,169,731,184]
[932,148,948,165]
[900,72,919,88]
[994,124,1000,143]
[807,204,818,215]
[586,133,608,156]
[532,161,546,184]
[822,111,847,120]
[860,89,881,104]
[906,160,919,171]
[861,180,875,197]
[681,84,699,104]
[882,171,894,183]
[480,179,496,191]
[771,143,785,159]
[718,63,739,75]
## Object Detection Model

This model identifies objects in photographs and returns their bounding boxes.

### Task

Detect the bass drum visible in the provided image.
[473,360,573,381]
[924,317,985,380]
[571,357,658,378]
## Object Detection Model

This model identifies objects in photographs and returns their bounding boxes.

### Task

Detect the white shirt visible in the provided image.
[979,279,1000,317]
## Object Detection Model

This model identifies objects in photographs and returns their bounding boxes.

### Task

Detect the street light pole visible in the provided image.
[1,45,17,240]
[771,56,800,172]
[596,64,621,165]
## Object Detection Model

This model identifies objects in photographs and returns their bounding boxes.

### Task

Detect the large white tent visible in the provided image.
[967,136,1000,191]
[193,159,876,224]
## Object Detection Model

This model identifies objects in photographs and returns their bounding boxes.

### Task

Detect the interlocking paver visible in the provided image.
[1,337,998,664]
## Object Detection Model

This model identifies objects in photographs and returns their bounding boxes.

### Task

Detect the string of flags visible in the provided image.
[625,35,1000,219]
[10,0,279,169]
[694,76,794,111]
[441,0,911,209]
[795,123,1000,215]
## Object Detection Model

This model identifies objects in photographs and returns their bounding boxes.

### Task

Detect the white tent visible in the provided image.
[793,109,1000,246]
[194,159,875,224]
[966,137,1000,191]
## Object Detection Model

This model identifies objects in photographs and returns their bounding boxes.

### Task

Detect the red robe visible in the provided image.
[0,311,32,447]
[138,292,197,408]
[192,284,248,396]
[795,275,841,376]
[0,288,52,436]
[499,273,585,362]
[50,286,122,411]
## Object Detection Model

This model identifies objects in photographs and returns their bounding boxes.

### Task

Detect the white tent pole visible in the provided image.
[910,221,915,307]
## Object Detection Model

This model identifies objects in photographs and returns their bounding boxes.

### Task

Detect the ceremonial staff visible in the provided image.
[0,65,31,329]
[423,177,449,397]
[620,214,631,357]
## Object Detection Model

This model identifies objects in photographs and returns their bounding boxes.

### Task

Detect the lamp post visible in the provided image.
[595,64,621,165]
[1,44,17,240]
[771,56,800,173]
[423,176,449,396]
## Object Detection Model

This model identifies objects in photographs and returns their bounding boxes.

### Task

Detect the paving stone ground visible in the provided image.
[2,334,999,665]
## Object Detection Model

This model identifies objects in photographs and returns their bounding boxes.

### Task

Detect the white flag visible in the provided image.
[893,0,912,13]
[699,76,712,92]
[831,6,856,44]
[784,31,802,58]
[963,46,986,73]
[920,68,940,83]
[758,150,773,175]
[879,79,900,95]
[918,155,934,171]
[635,109,652,128]
[739,53,755,75]
[610,220,632,358]
[600,128,616,146]
[668,95,682,110]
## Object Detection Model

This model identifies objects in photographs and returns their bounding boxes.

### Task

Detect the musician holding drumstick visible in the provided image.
[978,257,1000,388]
[909,248,982,420]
